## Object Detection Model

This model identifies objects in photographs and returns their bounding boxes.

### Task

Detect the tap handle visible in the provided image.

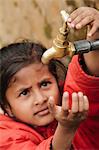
[60,10,69,22]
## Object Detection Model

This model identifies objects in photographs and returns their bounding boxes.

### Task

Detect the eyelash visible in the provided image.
[18,81,52,97]
[19,89,29,97]
[40,81,52,88]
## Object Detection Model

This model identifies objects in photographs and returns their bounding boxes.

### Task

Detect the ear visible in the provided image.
[5,105,14,117]
[0,107,4,114]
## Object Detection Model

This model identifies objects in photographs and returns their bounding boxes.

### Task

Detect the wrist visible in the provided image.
[58,123,78,133]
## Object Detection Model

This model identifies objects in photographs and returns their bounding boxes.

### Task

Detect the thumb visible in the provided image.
[87,24,98,39]
[48,96,56,115]
[87,26,97,37]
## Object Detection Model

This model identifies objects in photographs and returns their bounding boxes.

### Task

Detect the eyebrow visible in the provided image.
[39,77,53,82]
[16,86,32,93]
[17,80,51,93]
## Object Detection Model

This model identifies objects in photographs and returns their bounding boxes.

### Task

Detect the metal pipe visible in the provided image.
[74,40,99,54]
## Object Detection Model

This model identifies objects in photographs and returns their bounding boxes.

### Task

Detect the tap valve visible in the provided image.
[41,10,70,64]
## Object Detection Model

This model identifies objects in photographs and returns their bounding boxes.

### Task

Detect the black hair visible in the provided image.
[0,41,66,113]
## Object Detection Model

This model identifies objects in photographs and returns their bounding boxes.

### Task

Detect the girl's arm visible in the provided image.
[48,92,89,150]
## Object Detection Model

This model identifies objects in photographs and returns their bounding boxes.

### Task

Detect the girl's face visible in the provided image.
[5,63,60,126]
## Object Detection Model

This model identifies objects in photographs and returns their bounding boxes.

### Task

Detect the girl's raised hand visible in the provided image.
[67,7,99,38]
[48,91,89,129]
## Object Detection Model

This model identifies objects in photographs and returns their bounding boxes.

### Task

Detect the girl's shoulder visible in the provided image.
[0,115,54,150]
[0,114,44,143]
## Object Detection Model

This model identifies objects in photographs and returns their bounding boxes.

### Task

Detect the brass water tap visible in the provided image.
[41,10,75,64]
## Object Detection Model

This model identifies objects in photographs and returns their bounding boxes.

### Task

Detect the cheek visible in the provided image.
[5,87,15,103]
[51,85,60,105]
[10,100,32,120]
[55,91,61,105]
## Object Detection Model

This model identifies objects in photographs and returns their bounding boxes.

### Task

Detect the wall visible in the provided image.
[0,0,98,48]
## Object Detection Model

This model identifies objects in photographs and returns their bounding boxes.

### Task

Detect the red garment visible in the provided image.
[0,115,57,150]
[64,55,99,149]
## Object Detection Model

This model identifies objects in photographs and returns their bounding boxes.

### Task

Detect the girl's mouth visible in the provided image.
[34,108,49,116]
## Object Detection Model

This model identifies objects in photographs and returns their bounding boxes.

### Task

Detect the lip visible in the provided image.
[34,107,49,116]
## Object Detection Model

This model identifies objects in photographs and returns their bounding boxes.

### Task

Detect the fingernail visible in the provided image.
[64,91,69,97]
[72,92,77,97]
[67,17,72,22]
[78,92,83,97]
[76,24,81,29]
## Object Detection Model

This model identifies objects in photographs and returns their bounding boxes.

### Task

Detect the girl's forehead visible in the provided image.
[7,63,56,91]
[10,63,53,84]
[15,63,49,75]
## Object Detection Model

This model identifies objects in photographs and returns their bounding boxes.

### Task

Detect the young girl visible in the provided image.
[0,41,89,150]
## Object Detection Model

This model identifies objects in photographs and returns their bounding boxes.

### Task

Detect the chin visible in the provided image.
[36,115,54,127]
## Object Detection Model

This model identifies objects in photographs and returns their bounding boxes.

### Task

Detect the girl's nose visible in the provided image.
[34,91,48,105]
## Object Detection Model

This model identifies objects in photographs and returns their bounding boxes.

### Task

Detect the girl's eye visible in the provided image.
[19,89,29,97]
[40,81,51,88]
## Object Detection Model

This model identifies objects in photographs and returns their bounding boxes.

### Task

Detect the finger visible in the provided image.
[83,95,89,111]
[69,12,86,28]
[68,8,84,22]
[62,92,69,111]
[78,92,84,112]
[87,23,99,37]
[75,16,94,29]
[71,92,78,113]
